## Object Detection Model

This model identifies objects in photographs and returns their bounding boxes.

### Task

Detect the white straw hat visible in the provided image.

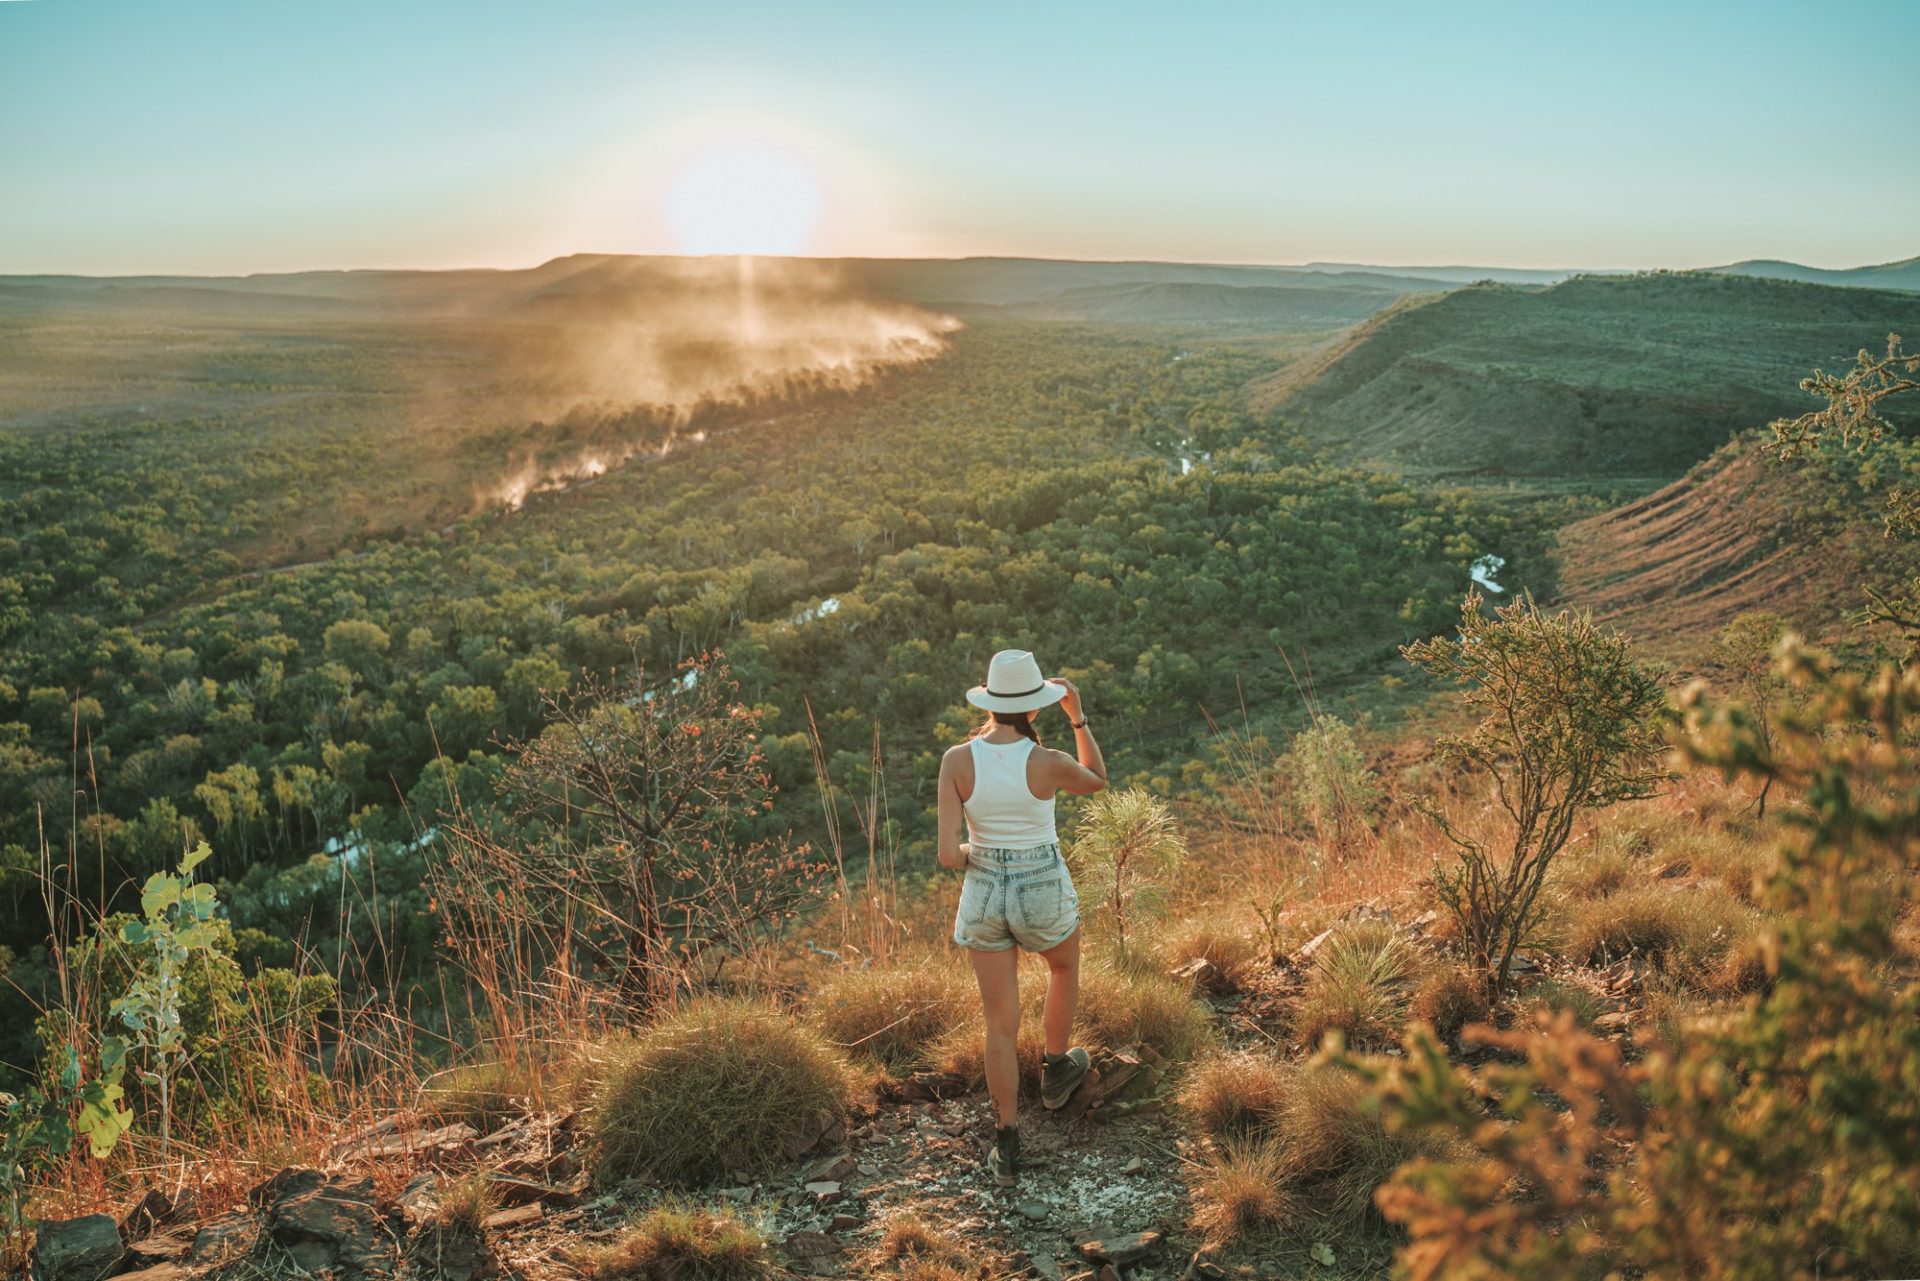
[966,649,1067,714]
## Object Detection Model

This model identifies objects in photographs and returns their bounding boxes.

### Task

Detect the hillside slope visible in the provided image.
[995,280,1430,328]
[1553,435,1920,656]
[1263,272,1920,485]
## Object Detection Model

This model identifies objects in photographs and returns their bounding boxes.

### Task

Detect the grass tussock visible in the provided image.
[567,1203,774,1280]
[1180,1050,1293,1143]
[930,956,1213,1084]
[1076,960,1217,1063]
[1516,977,1608,1030]
[1189,1136,1297,1246]
[1554,831,1647,901]
[1162,918,1263,992]
[857,1210,1006,1280]
[434,1173,497,1233]
[1185,1057,1449,1243]
[1408,962,1490,1043]
[807,961,972,1073]
[1565,883,1763,984]
[591,998,857,1186]
[1293,917,1426,1050]
[420,1053,581,1130]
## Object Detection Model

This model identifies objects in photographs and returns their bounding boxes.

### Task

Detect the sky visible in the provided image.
[2,0,1915,275]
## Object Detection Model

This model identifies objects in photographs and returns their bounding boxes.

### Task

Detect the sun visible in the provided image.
[662,142,824,256]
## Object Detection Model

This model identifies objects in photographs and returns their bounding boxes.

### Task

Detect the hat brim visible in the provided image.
[965,682,1068,714]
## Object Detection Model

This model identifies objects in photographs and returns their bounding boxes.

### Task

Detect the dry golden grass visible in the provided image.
[1190,1136,1297,1247]
[1515,976,1608,1030]
[567,1202,774,1280]
[806,960,972,1073]
[1161,917,1264,992]
[1565,882,1764,985]
[1293,917,1427,1051]
[590,999,857,1186]
[1179,1050,1293,1143]
[856,1209,1009,1280]
[1407,962,1490,1042]
[419,1052,586,1130]
[930,953,1214,1084]
[1076,960,1217,1062]
[433,1172,497,1233]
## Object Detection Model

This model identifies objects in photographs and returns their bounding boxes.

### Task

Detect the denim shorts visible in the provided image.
[953,842,1081,953]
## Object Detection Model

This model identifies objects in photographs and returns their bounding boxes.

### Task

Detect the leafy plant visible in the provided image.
[1282,713,1383,841]
[109,840,222,1163]
[1400,590,1667,997]
[1070,787,1187,962]
[1,1042,129,1232]
[1346,640,1920,1280]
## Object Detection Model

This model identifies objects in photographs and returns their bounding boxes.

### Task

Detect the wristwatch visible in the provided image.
[1070,716,1090,730]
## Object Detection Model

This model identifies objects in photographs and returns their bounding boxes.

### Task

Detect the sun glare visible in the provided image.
[663,142,823,256]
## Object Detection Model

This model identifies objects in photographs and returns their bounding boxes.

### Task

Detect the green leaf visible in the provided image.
[141,873,181,919]
[1311,1242,1336,1267]
[76,1082,132,1159]
[120,920,151,945]
[181,841,212,874]
[56,1046,81,1092]
[99,1035,128,1079]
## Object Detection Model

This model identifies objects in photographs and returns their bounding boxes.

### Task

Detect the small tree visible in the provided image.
[1712,611,1791,818]
[1400,591,1666,998]
[1283,713,1383,842]
[435,652,830,1025]
[110,841,222,1163]
[1071,788,1186,963]
[1766,332,1920,659]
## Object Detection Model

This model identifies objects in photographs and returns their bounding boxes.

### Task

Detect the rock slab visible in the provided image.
[31,1215,123,1281]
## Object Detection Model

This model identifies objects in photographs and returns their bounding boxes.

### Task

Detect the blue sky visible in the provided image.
[2,0,1914,274]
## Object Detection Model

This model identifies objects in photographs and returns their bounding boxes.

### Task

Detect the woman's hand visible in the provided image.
[1048,676,1083,721]
[938,841,972,871]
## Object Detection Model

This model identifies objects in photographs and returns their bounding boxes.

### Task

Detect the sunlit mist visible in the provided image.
[469,256,960,510]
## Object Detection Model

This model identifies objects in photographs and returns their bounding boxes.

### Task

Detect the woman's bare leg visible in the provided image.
[969,945,1021,1127]
[1039,926,1081,1057]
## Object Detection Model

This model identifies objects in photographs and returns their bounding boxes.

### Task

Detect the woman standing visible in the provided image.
[938,649,1108,1187]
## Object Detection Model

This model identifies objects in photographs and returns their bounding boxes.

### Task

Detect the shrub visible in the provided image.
[807,962,971,1074]
[568,1203,773,1280]
[1190,1137,1296,1247]
[1163,918,1263,993]
[1180,1051,1292,1143]
[590,999,856,1186]
[1401,591,1667,997]
[1408,963,1490,1043]
[1294,918,1425,1050]
[1348,643,1920,1279]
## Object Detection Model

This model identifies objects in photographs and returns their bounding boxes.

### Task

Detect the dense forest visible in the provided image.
[0,298,1575,1074]
[7,265,1915,1066]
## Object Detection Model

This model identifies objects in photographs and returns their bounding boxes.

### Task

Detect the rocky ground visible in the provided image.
[28,1038,1235,1281]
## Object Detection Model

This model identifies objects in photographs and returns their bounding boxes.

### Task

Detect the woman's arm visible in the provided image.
[936,745,971,869]
[1043,677,1107,795]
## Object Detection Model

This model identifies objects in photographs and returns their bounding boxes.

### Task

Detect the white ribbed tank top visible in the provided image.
[963,737,1057,847]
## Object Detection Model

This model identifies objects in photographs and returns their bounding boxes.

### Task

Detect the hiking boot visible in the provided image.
[1041,1047,1091,1110]
[987,1125,1020,1187]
